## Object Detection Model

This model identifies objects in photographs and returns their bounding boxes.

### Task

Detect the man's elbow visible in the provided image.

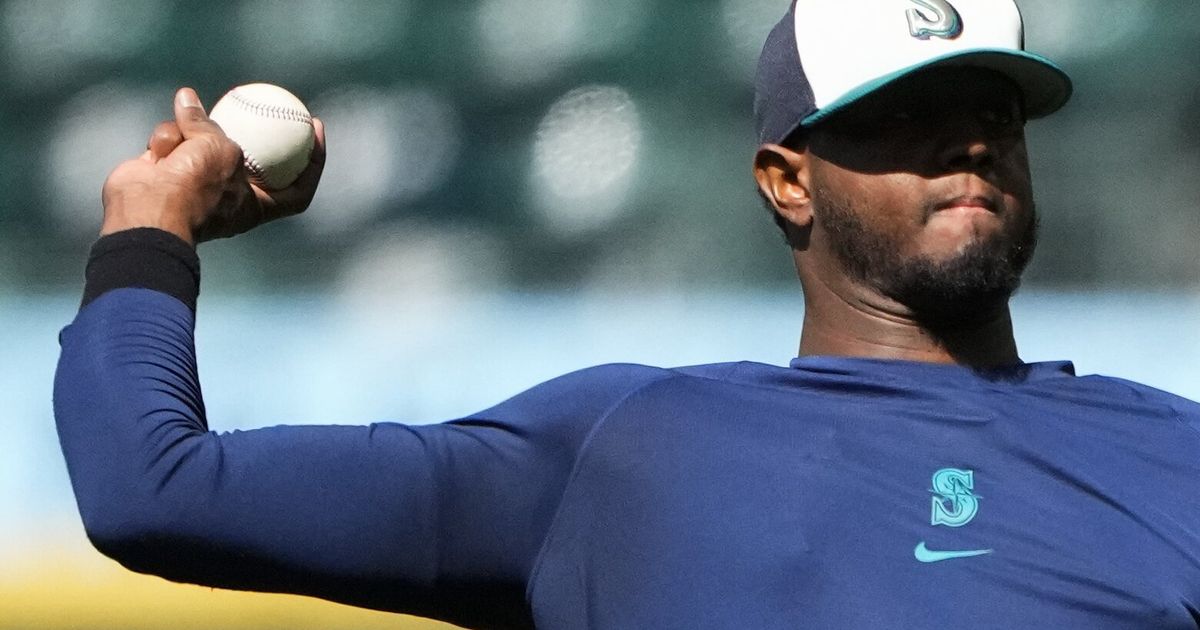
[78,492,189,573]
[74,437,217,574]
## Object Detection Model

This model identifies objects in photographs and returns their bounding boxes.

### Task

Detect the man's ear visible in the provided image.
[754,143,813,230]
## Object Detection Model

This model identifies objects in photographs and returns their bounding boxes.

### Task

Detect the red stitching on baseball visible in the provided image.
[229,90,313,126]
[244,154,268,185]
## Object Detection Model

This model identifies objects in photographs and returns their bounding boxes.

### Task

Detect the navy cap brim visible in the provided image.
[800,48,1073,128]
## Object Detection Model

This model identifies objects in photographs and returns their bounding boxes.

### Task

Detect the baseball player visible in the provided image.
[54,1,1200,628]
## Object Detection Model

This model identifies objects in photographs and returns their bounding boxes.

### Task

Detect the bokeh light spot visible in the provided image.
[531,85,642,236]
[44,84,166,237]
[305,86,463,237]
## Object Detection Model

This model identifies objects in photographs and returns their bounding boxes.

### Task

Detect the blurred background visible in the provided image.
[2,0,1198,628]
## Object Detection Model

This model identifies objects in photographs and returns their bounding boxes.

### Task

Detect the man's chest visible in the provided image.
[529,391,1200,628]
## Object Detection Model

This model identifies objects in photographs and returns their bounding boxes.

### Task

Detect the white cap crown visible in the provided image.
[795,0,1023,110]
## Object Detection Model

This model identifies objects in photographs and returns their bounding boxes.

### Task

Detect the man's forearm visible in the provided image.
[55,229,208,562]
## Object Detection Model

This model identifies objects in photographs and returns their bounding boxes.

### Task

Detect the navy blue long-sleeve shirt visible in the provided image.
[55,231,1200,628]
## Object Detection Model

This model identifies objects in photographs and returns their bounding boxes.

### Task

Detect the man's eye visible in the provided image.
[980,108,1016,126]
[857,110,914,131]
[878,111,916,128]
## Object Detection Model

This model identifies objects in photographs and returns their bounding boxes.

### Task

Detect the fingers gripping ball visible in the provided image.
[209,83,315,190]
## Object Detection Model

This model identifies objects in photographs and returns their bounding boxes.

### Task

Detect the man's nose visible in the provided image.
[936,121,997,173]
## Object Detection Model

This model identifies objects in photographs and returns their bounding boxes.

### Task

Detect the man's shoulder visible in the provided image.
[554,360,786,393]
[1076,373,1200,429]
[472,362,752,416]
[459,361,787,437]
[512,361,796,415]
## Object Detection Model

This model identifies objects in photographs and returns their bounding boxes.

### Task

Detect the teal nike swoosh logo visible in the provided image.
[914,541,992,563]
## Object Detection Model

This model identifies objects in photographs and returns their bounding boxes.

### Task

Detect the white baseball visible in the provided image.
[209,83,315,191]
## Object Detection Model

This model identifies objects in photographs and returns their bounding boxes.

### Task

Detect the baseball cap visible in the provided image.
[754,0,1073,145]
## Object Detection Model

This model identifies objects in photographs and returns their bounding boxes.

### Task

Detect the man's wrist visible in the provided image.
[82,228,201,312]
[100,207,196,246]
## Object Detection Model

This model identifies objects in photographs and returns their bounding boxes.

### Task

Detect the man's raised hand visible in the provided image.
[100,87,326,245]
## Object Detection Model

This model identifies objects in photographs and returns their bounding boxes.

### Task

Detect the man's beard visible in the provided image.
[814,186,1038,329]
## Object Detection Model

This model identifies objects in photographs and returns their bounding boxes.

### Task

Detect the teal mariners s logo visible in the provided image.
[930,467,979,527]
[906,0,963,40]
[915,468,992,563]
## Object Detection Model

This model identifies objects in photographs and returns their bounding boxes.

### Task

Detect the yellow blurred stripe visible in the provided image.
[1,552,463,630]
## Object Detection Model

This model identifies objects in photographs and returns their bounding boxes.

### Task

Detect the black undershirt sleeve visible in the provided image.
[81,228,200,312]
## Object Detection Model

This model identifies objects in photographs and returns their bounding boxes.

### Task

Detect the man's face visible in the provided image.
[805,68,1037,324]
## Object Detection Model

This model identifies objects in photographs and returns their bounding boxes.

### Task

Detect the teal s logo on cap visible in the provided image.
[907,0,963,40]
[930,468,979,527]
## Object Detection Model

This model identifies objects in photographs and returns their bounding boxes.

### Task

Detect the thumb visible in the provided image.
[173,87,223,139]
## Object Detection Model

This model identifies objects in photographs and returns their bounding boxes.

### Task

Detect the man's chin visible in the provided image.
[880,245,1028,329]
